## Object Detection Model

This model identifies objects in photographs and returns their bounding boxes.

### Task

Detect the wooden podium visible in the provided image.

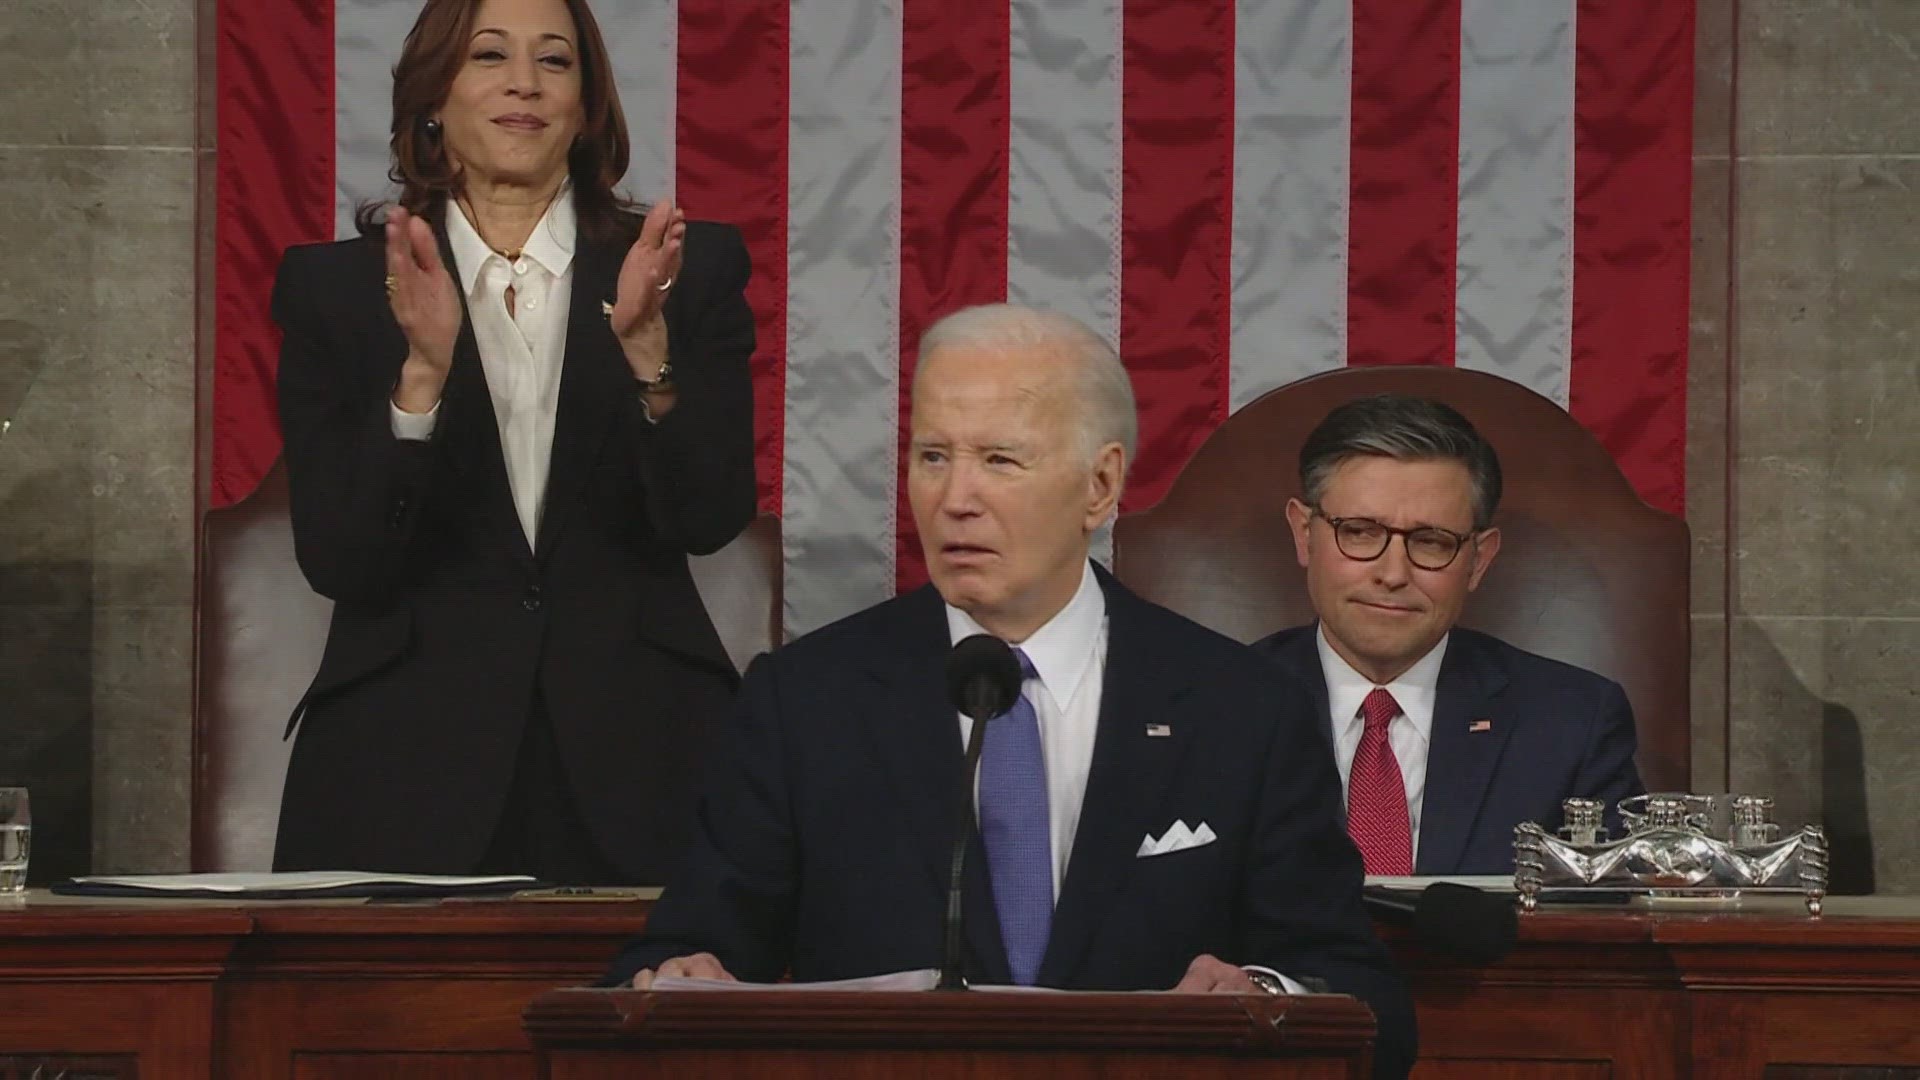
[525,988,1376,1079]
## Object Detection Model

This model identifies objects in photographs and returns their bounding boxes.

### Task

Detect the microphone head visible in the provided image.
[946,634,1023,721]
[1413,882,1519,964]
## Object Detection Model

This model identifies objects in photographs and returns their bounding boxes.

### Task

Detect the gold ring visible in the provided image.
[656,275,674,293]
[384,274,398,299]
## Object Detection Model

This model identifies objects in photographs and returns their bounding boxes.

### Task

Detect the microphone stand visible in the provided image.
[938,713,992,991]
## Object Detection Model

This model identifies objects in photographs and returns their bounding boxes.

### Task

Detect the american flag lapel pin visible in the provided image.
[1468,719,1493,733]
[1145,723,1172,738]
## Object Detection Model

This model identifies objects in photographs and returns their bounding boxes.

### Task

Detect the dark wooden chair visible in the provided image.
[1111,366,1690,792]
[192,461,783,871]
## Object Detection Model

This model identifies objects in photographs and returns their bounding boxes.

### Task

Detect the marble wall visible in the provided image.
[0,0,202,880]
[0,2,1912,889]
[1716,0,1920,894]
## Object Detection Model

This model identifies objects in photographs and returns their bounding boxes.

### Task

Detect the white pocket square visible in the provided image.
[1136,819,1217,858]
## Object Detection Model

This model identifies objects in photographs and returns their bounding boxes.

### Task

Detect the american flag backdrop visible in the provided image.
[214,0,1693,639]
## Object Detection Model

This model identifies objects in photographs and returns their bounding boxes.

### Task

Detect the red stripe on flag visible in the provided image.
[1118,0,1234,513]
[894,1,1013,592]
[677,0,790,516]
[1570,0,1692,515]
[210,0,334,507]
[1347,0,1461,369]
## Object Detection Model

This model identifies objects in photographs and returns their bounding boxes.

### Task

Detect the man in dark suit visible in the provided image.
[1254,395,1643,876]
[608,304,1415,1079]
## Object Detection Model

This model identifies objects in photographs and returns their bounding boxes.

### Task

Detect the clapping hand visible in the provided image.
[608,196,686,384]
[385,206,462,413]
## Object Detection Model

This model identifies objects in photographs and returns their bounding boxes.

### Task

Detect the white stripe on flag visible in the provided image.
[599,0,678,204]
[1007,0,1121,344]
[335,0,417,238]
[1229,0,1353,410]
[1008,0,1122,563]
[1454,0,1576,405]
[781,0,905,637]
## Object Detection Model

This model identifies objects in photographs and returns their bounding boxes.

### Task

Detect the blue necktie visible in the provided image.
[977,648,1051,985]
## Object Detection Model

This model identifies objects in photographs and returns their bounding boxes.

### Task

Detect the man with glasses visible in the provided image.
[1254,395,1643,876]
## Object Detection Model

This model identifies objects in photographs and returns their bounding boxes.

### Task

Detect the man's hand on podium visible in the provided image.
[628,952,1274,992]
[632,952,735,988]
[1169,954,1261,993]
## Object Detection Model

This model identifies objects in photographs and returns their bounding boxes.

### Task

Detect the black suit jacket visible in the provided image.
[607,568,1416,1079]
[1255,625,1644,874]
[269,212,756,883]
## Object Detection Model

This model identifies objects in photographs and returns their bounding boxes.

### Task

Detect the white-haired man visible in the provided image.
[607,304,1415,1079]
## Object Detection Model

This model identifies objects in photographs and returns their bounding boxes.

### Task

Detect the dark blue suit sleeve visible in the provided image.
[1576,679,1645,830]
[1238,670,1417,1079]
[602,653,798,986]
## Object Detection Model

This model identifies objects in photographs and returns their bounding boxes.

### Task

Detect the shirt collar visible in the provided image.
[444,183,578,299]
[1316,624,1448,746]
[945,562,1106,710]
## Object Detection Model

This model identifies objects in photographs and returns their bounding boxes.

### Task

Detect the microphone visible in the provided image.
[1362,882,1518,964]
[939,634,1024,991]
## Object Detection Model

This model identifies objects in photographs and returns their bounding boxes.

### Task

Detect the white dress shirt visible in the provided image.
[946,562,1106,901]
[390,188,577,547]
[945,565,1305,994]
[1318,625,1448,863]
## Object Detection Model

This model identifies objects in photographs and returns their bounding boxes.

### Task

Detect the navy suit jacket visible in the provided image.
[1254,625,1644,875]
[608,567,1416,1079]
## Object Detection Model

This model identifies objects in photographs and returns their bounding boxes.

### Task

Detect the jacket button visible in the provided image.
[522,585,542,612]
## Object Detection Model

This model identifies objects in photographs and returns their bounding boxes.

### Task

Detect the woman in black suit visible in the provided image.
[270,0,755,885]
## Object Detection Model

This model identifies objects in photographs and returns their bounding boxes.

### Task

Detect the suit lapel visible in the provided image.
[1039,571,1198,986]
[534,230,629,561]
[857,588,1012,985]
[1270,627,1337,759]
[429,222,533,566]
[1415,634,1514,874]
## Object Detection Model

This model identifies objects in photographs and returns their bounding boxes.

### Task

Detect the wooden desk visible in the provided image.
[1389,895,1920,1079]
[528,988,1376,1079]
[0,896,641,1080]
[2,894,1917,1079]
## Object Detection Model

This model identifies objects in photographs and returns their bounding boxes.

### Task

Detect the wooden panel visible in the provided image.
[0,1057,136,1080]
[1694,992,1920,1078]
[216,900,635,1080]
[1758,1060,1920,1068]
[549,1050,1356,1080]
[526,989,1377,1054]
[1763,1071,1920,1079]
[292,1052,530,1080]
[222,978,576,1080]
[1413,1063,1609,1080]
[0,982,216,1080]
[1410,986,1684,1077]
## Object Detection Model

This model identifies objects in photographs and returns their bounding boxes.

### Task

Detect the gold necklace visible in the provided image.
[458,188,557,262]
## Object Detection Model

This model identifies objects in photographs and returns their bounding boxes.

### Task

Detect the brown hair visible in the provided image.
[353,0,639,241]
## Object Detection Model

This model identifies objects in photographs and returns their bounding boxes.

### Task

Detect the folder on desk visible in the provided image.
[52,871,541,900]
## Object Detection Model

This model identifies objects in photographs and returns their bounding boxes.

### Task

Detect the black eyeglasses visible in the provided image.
[1310,508,1479,571]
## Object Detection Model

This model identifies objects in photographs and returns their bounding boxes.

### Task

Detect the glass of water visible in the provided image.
[0,787,28,894]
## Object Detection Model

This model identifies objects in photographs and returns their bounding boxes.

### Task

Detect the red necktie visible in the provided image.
[1348,687,1413,874]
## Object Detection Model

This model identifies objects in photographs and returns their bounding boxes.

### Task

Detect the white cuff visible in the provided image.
[1243,965,1312,995]
[389,399,440,441]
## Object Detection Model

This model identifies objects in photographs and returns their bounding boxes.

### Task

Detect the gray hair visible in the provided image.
[915,303,1138,466]
[1299,394,1503,529]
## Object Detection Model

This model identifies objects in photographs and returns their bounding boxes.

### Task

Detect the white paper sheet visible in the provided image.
[71,871,538,893]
